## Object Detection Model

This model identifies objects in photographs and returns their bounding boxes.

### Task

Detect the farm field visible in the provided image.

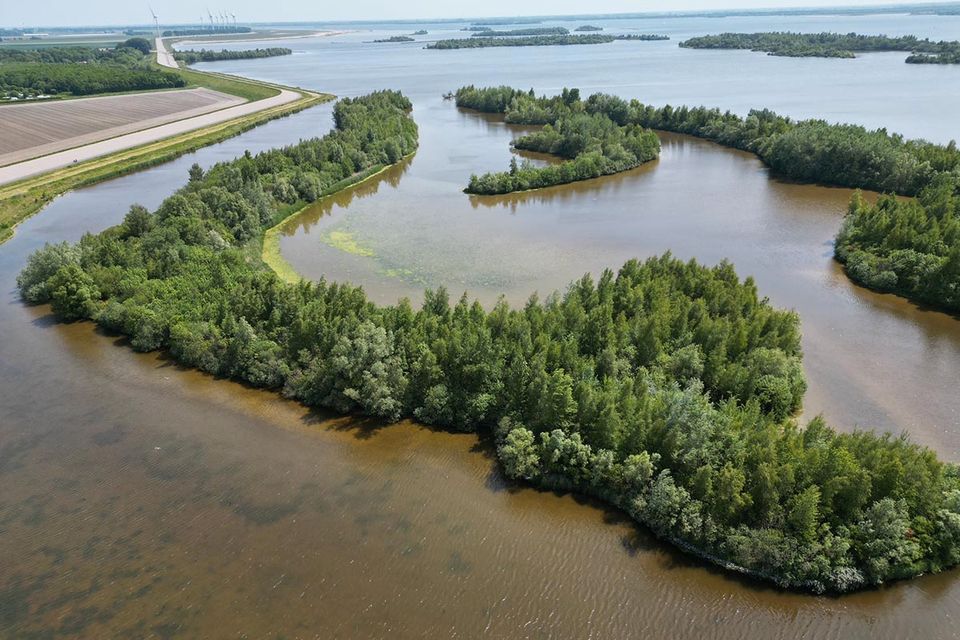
[0,87,243,166]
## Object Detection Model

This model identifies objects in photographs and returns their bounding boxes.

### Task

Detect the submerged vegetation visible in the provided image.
[173,47,293,64]
[18,90,960,594]
[457,86,661,194]
[680,32,960,63]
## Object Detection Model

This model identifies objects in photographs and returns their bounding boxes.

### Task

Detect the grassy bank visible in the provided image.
[0,78,330,245]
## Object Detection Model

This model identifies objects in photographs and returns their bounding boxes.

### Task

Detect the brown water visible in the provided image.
[4,11,960,639]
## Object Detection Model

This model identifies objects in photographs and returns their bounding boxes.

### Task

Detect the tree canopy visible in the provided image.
[680,31,960,63]
[456,86,661,194]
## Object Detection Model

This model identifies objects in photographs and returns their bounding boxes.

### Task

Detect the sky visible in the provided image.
[0,0,952,28]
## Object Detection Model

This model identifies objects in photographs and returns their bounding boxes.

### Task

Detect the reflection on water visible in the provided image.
[4,10,960,638]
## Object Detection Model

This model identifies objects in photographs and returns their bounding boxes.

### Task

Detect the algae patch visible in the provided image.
[322,229,375,257]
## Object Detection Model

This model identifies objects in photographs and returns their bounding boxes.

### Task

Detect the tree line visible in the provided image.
[458,86,661,194]
[836,177,960,312]
[173,47,293,64]
[680,31,960,64]
[428,35,619,49]
[18,90,960,594]
[0,39,185,98]
[471,27,570,37]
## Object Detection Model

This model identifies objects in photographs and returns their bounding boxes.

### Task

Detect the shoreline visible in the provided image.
[262,152,416,282]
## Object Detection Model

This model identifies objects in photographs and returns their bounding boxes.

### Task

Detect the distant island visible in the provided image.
[575,25,604,32]
[472,27,569,37]
[680,32,960,64]
[428,34,668,49]
[173,47,292,64]
[373,35,416,43]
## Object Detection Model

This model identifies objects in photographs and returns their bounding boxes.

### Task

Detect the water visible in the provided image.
[3,11,960,638]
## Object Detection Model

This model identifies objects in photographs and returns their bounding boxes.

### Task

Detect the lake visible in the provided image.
[3,11,960,637]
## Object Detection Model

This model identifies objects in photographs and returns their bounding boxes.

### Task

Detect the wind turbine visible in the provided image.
[149,6,160,39]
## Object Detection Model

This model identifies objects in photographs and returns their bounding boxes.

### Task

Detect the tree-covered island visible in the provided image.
[18,90,960,594]
[426,34,668,49]
[680,31,960,64]
[455,85,660,194]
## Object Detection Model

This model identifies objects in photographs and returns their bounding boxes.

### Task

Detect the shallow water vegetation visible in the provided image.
[18,90,960,593]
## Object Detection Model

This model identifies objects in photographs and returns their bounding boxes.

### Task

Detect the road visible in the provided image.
[0,41,304,186]
[156,37,179,69]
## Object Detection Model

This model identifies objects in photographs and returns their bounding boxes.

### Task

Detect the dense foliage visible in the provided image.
[174,47,293,64]
[624,102,960,197]
[428,35,617,49]
[471,27,570,37]
[0,42,183,98]
[907,47,960,64]
[456,86,660,194]
[680,31,960,63]
[0,45,146,64]
[0,62,185,97]
[117,37,153,55]
[161,27,252,37]
[619,99,960,309]
[18,90,960,593]
[836,176,960,312]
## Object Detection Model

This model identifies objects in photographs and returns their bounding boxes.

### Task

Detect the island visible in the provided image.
[173,47,293,64]
[455,85,660,194]
[679,31,960,63]
[18,89,960,595]
[427,34,667,49]
[471,27,570,37]
[615,98,960,313]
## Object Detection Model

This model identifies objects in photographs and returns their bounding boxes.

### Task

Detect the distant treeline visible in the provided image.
[0,42,147,64]
[162,27,252,37]
[680,31,960,64]
[18,90,960,595]
[427,34,667,49]
[372,36,415,43]
[0,40,185,98]
[173,47,292,63]
[456,85,660,194]
[0,62,186,96]
[471,27,569,37]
